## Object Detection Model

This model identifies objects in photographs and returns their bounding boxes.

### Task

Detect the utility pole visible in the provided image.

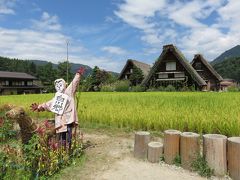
[66,40,69,84]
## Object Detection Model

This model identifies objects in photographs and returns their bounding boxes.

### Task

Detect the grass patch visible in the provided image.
[191,155,214,178]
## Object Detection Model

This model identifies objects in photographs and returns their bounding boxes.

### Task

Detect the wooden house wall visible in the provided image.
[119,62,134,80]
[147,52,200,89]
[0,77,40,95]
[192,59,220,90]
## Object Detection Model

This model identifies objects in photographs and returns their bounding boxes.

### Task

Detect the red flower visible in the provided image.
[44,120,50,128]
[52,142,59,151]
[36,126,45,136]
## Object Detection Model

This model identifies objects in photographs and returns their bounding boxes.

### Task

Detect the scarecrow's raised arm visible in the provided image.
[65,67,85,96]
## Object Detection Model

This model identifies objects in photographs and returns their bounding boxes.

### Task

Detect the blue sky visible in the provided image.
[0,0,239,72]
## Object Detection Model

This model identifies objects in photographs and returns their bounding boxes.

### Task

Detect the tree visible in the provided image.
[129,65,144,86]
[57,61,73,83]
[37,62,58,92]
[87,66,114,91]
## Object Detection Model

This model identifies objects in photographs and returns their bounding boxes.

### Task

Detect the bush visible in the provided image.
[130,85,145,92]
[0,120,84,179]
[0,111,16,142]
[146,86,165,92]
[100,84,115,92]
[165,85,176,92]
[115,80,130,92]
[227,85,239,92]
[146,88,158,92]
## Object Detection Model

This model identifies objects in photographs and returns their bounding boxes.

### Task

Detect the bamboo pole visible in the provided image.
[164,129,181,164]
[180,132,200,170]
[227,137,240,180]
[134,131,150,159]
[203,134,227,176]
[147,142,163,163]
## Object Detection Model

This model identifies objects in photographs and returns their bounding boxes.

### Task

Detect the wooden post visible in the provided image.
[164,129,181,164]
[203,134,227,176]
[180,132,200,170]
[147,142,163,163]
[134,131,150,159]
[227,137,240,180]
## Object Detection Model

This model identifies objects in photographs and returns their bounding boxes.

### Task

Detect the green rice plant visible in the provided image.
[0,92,240,136]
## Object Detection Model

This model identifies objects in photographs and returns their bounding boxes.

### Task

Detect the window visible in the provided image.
[5,81,9,86]
[130,68,133,73]
[166,62,176,71]
[158,74,168,79]
[27,81,33,86]
[168,73,174,78]
[195,62,202,70]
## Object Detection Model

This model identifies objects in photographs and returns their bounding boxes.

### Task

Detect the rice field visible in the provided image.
[0,92,240,136]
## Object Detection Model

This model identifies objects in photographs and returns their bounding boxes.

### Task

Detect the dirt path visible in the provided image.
[56,129,229,180]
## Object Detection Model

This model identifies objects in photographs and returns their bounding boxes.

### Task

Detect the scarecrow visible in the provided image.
[30,67,85,147]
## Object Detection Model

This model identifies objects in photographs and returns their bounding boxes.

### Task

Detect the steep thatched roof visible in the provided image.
[141,44,207,86]
[119,59,151,78]
[191,54,223,81]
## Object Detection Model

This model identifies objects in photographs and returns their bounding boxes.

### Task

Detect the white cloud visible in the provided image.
[0,26,121,71]
[31,12,61,31]
[0,10,123,72]
[115,0,240,61]
[0,0,16,15]
[101,46,127,55]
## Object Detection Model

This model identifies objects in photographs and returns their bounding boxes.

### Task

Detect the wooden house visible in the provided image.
[141,44,207,90]
[119,59,151,82]
[191,54,223,91]
[0,71,42,95]
[220,79,237,91]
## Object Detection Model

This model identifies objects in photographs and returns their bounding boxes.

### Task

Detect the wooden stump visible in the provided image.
[203,134,227,176]
[227,137,240,180]
[134,131,150,159]
[180,132,200,170]
[147,142,163,163]
[164,129,181,164]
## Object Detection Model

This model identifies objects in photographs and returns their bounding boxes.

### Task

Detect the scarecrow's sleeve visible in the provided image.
[38,99,54,111]
[66,73,81,96]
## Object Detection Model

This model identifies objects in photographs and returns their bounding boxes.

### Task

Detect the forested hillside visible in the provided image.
[0,56,118,92]
[212,45,240,65]
[213,57,240,82]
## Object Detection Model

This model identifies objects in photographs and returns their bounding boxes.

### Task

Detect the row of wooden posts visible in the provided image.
[134,130,240,180]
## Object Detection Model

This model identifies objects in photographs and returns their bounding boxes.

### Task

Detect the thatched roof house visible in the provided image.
[141,44,207,90]
[191,54,223,91]
[119,59,151,81]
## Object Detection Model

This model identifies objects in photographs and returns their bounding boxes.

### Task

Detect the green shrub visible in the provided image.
[100,84,115,92]
[130,85,145,92]
[0,121,84,179]
[115,80,130,92]
[165,85,176,92]
[146,86,165,92]
[173,155,181,166]
[158,86,165,91]
[0,115,16,143]
[227,85,239,92]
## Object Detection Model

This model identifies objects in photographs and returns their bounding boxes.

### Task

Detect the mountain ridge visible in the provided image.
[211,45,240,65]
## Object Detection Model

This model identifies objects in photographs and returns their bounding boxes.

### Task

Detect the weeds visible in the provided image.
[191,155,214,178]
[173,155,181,166]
